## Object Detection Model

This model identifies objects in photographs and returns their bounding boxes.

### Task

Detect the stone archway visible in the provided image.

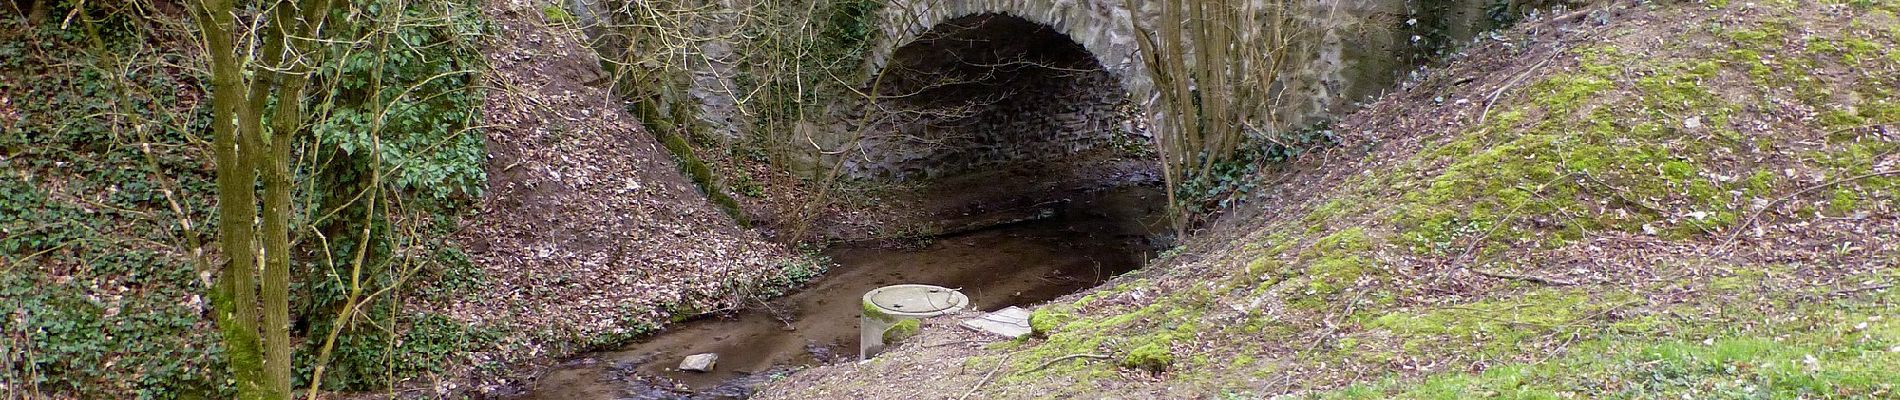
[863,0,1154,107]
[846,13,1143,180]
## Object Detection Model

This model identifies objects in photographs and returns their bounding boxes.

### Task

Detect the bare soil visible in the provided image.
[424,0,800,394]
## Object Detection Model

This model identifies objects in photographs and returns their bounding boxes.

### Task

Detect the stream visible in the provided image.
[509,185,1169,399]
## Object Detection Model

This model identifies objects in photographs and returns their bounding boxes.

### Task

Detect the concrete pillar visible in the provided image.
[860,284,970,360]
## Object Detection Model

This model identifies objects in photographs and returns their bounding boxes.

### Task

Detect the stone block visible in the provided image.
[679,353,718,372]
[959,306,1033,338]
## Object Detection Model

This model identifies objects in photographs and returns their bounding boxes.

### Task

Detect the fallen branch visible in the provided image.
[751,297,796,331]
[925,339,990,348]
[1726,169,1900,244]
[1829,283,1894,297]
[1472,268,1578,286]
[1478,51,1560,125]
[958,353,1014,400]
[1024,353,1113,373]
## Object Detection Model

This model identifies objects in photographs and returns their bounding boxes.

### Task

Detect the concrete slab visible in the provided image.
[960,306,1033,338]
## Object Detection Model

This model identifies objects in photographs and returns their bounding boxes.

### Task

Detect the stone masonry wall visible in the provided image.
[800,0,1539,181]
[845,64,1129,180]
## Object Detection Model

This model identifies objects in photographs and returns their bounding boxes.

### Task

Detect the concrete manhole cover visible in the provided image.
[864,284,969,317]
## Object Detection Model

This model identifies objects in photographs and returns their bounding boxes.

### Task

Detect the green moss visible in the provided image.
[1305,198,1358,225]
[1727,48,1779,85]
[1393,37,1791,248]
[637,102,749,226]
[1722,25,1786,48]
[1120,341,1175,373]
[1838,37,1881,64]
[1827,188,1860,215]
[1529,74,1613,110]
[1245,256,1286,282]
[1277,228,1380,306]
[883,319,921,342]
[1303,255,1371,298]
[861,298,899,322]
[1229,354,1256,369]
[1810,142,1900,178]
[1820,109,1868,132]
[1746,169,1781,195]
[541,4,574,24]
[1709,267,1773,294]
[1317,307,1900,399]
[1313,227,1373,254]
[1029,308,1076,337]
[1368,289,1636,358]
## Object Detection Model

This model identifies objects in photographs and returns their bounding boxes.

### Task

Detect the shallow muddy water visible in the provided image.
[510,185,1168,399]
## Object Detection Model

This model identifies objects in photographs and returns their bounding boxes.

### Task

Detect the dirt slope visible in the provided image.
[758,1,1900,398]
[433,0,808,392]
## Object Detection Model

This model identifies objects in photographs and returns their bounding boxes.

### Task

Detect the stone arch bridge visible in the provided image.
[801,0,1519,181]
[572,0,1532,182]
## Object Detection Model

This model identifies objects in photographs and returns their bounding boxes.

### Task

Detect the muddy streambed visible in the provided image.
[511,185,1169,399]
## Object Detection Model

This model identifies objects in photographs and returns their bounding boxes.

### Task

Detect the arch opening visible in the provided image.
[853,13,1147,183]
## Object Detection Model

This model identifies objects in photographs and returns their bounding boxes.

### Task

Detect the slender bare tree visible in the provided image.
[187,0,334,397]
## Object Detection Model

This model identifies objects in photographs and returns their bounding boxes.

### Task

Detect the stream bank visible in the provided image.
[504,184,1170,399]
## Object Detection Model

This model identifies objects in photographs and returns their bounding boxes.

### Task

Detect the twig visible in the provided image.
[958,353,1014,400]
[1725,169,1900,245]
[752,297,796,331]
[1828,282,1893,297]
[1554,299,1643,329]
[925,339,989,348]
[1478,51,1560,125]
[1023,353,1112,373]
[1303,289,1370,353]
[1471,268,1578,286]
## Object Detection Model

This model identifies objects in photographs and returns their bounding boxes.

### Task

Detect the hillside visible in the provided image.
[0,2,810,397]
[758,1,1900,397]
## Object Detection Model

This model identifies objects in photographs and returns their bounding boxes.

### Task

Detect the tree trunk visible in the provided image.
[189,0,269,397]
[190,0,336,396]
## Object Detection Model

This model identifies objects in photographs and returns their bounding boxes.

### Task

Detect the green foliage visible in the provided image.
[756,248,831,297]
[823,0,881,48]
[1177,123,1338,216]
[0,5,227,398]
[295,0,493,391]
[311,0,488,203]
[305,312,502,390]
[3,1,495,396]
[737,0,883,171]
[2,268,229,399]
[1405,0,1458,62]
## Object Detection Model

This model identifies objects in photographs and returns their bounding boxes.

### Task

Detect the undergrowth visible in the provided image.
[0,1,497,396]
[1177,123,1339,217]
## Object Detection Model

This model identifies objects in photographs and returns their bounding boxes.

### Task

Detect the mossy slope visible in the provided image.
[760,1,1900,398]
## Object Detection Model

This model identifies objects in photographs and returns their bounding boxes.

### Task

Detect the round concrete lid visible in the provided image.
[864,284,969,318]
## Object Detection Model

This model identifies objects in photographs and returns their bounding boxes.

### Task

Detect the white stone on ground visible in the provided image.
[679,353,718,372]
[960,306,1033,338]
